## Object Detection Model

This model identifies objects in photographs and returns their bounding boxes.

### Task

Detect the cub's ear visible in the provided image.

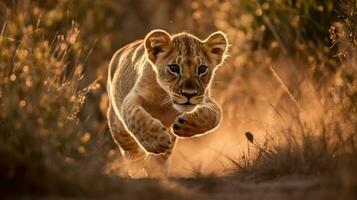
[203,31,228,65]
[144,29,172,63]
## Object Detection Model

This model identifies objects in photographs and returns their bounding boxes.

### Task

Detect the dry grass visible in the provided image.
[234,0,356,174]
[221,2,357,197]
[0,0,181,198]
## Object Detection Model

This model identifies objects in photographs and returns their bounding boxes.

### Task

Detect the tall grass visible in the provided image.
[0,1,182,198]
[0,1,108,195]
[227,0,357,190]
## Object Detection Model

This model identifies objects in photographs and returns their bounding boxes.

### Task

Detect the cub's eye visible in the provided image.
[197,65,208,75]
[168,64,180,74]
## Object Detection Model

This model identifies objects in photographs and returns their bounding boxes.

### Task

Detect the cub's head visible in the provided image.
[144,30,228,113]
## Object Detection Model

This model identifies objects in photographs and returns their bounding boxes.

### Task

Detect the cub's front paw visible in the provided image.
[172,114,203,137]
[140,120,172,154]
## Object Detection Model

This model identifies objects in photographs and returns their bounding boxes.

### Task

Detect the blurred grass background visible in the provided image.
[0,0,356,198]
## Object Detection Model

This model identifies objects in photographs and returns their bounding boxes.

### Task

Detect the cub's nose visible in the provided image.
[180,88,198,99]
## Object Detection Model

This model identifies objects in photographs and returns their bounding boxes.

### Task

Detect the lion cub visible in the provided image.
[107,30,228,177]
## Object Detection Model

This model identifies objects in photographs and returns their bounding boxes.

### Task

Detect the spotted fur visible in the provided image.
[107,30,228,177]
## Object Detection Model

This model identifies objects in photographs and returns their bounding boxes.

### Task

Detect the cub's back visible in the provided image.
[107,40,146,106]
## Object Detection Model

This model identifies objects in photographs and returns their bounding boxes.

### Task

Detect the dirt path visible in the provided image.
[168,176,354,200]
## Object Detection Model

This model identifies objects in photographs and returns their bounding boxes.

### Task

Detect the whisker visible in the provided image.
[160,96,172,106]
[172,94,182,98]
[206,102,215,112]
[191,95,204,100]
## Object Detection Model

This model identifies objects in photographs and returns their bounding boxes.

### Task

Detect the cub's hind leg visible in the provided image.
[107,105,146,177]
[107,105,143,156]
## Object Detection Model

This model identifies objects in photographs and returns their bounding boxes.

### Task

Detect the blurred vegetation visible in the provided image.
[227,0,357,195]
[0,0,356,197]
[0,0,184,197]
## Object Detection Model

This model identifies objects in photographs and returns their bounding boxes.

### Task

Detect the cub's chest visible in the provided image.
[142,102,180,127]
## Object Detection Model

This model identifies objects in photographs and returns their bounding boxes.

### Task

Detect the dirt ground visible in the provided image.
[157,176,355,200]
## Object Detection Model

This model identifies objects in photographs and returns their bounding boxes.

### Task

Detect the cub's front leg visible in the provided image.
[172,98,221,137]
[121,95,173,154]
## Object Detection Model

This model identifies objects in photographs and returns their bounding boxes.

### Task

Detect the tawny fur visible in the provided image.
[107,30,228,177]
